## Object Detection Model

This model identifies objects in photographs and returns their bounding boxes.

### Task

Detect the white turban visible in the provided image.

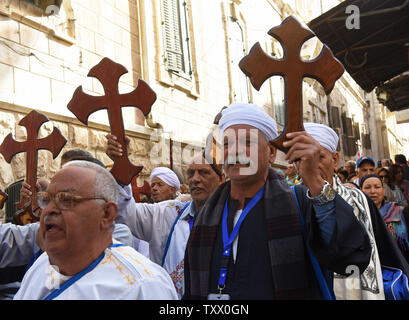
[149,167,180,192]
[304,122,339,153]
[218,103,278,141]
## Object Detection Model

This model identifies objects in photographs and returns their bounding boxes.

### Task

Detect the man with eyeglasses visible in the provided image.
[13,160,177,300]
[0,151,135,299]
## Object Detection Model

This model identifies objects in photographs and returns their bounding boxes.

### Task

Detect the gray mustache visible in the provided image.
[44,214,59,224]
[226,154,251,165]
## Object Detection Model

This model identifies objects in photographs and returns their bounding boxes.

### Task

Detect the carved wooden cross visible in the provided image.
[68,57,157,185]
[239,16,344,152]
[0,110,67,224]
[131,178,151,203]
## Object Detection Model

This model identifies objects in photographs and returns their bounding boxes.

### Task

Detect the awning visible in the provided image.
[376,74,409,111]
[308,0,409,105]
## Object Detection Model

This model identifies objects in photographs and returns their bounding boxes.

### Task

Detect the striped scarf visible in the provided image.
[185,168,323,299]
[333,176,384,300]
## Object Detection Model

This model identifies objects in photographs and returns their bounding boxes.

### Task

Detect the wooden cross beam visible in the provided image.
[68,57,157,185]
[131,178,151,203]
[239,16,344,153]
[0,110,67,224]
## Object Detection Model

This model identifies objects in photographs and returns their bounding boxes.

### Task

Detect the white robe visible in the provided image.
[116,184,189,298]
[14,244,178,300]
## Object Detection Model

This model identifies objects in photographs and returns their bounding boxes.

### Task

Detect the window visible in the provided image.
[161,0,192,78]
[227,17,250,103]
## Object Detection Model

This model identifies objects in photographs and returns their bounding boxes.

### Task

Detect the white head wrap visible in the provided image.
[149,167,180,192]
[304,122,339,153]
[218,103,278,141]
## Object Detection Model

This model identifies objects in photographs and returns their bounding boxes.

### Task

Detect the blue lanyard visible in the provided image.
[44,243,124,300]
[218,186,264,289]
[189,216,194,231]
[161,202,191,267]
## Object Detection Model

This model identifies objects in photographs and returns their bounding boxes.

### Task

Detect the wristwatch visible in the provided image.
[306,180,335,205]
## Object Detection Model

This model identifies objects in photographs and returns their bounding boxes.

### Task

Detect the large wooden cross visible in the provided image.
[68,57,157,185]
[239,16,344,152]
[0,110,67,224]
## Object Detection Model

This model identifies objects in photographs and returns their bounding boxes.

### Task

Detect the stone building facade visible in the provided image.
[0,0,407,221]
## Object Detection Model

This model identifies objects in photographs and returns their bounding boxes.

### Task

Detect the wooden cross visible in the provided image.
[131,178,151,203]
[239,16,344,153]
[68,57,157,185]
[0,190,7,210]
[0,110,67,224]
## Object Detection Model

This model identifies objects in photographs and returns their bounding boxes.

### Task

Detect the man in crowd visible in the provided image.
[0,150,135,299]
[381,159,393,170]
[354,157,376,186]
[105,133,225,298]
[344,160,356,177]
[106,135,180,203]
[303,123,409,300]
[183,103,371,300]
[149,167,181,202]
[13,160,177,299]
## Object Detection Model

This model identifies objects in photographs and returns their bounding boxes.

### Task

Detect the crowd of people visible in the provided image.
[0,102,409,300]
[286,152,409,272]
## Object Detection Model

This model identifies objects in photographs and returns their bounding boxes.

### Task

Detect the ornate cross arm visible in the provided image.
[239,16,344,153]
[68,57,157,185]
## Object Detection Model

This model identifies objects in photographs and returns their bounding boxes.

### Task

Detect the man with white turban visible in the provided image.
[105,133,225,299]
[183,103,371,300]
[303,122,409,300]
[149,167,180,203]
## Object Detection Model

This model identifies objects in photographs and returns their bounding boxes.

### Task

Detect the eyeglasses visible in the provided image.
[379,175,387,179]
[37,191,107,210]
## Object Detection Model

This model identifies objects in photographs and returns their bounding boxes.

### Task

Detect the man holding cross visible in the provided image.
[301,123,409,300]
[13,160,177,300]
[183,103,371,300]
[105,133,225,298]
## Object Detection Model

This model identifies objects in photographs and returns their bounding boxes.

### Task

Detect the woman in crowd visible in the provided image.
[361,174,409,263]
[375,167,395,202]
[388,164,408,206]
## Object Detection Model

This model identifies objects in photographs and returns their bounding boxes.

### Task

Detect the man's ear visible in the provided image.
[268,142,277,165]
[101,202,118,230]
[332,151,340,169]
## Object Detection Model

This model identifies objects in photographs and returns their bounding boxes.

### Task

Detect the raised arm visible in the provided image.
[0,222,40,268]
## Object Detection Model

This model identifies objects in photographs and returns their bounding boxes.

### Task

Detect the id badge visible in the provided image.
[207,293,230,300]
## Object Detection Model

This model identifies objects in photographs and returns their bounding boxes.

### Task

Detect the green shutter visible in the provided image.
[161,0,188,74]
